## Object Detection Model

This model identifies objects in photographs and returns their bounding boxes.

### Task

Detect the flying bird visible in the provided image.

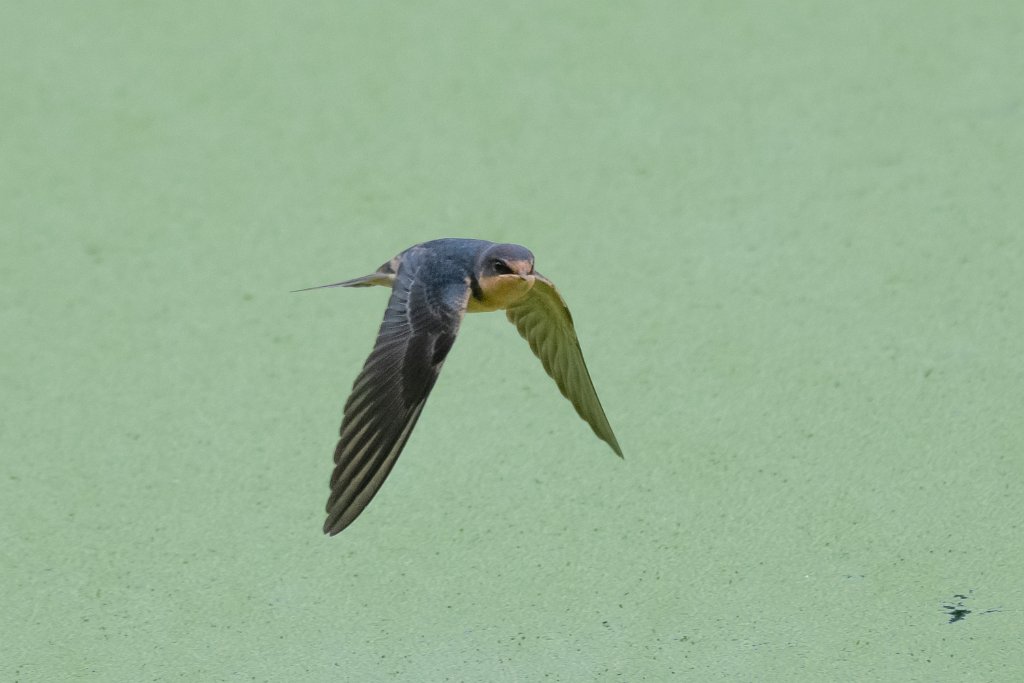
[299,238,622,535]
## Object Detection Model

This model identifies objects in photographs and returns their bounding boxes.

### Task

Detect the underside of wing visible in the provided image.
[325,251,470,535]
[506,274,622,457]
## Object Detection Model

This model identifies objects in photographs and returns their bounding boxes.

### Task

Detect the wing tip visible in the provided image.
[323,515,340,536]
[323,512,353,536]
[324,496,364,536]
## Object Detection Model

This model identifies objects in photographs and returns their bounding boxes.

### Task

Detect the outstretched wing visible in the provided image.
[505,274,622,457]
[325,250,471,535]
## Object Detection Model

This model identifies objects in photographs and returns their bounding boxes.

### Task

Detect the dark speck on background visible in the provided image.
[943,594,972,624]
[942,592,1002,624]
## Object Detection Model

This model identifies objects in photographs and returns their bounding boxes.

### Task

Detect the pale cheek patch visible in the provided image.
[473,275,534,311]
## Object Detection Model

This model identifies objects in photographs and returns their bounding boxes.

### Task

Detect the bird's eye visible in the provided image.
[493,260,512,274]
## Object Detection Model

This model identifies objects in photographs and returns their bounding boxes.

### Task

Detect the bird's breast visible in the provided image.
[467,274,535,313]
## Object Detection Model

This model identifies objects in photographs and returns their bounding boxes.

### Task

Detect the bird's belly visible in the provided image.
[467,276,534,313]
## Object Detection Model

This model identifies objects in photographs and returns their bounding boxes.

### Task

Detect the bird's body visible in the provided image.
[302,238,622,535]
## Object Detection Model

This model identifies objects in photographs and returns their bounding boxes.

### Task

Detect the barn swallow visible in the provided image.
[299,238,622,535]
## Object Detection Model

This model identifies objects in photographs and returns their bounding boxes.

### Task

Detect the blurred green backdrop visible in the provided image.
[2,1,1022,680]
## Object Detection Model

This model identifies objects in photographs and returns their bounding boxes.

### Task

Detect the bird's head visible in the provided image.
[471,243,536,310]
[479,243,535,280]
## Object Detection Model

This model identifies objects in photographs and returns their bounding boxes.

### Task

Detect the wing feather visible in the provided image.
[506,274,623,457]
[324,250,470,535]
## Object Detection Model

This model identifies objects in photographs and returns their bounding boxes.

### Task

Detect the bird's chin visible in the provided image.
[471,274,536,312]
[510,274,535,301]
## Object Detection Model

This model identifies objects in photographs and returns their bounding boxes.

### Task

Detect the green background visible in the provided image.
[3,2,1022,680]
